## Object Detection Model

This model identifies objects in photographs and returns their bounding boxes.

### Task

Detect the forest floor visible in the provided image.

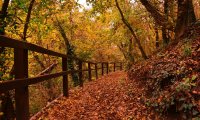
[31,71,150,120]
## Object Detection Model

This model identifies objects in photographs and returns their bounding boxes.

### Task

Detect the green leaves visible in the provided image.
[176,75,197,92]
[15,0,29,13]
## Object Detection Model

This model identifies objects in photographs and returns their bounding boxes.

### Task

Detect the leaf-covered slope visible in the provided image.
[128,22,200,119]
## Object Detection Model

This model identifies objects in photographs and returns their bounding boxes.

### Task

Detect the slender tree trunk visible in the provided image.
[0,0,9,35]
[54,17,80,87]
[175,0,196,40]
[162,0,170,46]
[0,0,10,77]
[0,0,10,53]
[0,92,15,120]
[0,1,15,120]
[128,38,135,62]
[115,0,148,59]
[117,43,129,61]
[127,38,135,69]
[22,0,35,41]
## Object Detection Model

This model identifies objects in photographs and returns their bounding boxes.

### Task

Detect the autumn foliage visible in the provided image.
[0,0,200,119]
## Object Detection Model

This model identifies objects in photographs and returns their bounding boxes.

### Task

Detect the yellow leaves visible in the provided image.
[0,112,4,117]
[0,1,2,8]
[176,70,180,75]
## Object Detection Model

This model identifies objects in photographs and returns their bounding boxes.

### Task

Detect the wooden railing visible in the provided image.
[0,36,123,120]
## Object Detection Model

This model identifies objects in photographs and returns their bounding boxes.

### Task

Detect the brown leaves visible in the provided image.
[127,26,200,119]
[31,72,149,120]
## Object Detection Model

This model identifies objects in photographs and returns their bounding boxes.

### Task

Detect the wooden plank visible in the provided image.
[78,60,83,87]
[62,57,68,97]
[0,71,67,92]
[95,63,98,79]
[14,48,29,120]
[0,35,67,58]
[88,63,92,81]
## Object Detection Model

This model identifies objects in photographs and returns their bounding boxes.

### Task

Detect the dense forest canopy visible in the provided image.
[0,0,200,61]
[0,0,200,119]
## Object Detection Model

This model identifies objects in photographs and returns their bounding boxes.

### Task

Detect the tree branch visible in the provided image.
[115,0,148,59]
[36,63,57,76]
[22,0,35,41]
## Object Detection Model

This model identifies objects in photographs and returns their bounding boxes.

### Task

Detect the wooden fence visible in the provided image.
[0,35,123,120]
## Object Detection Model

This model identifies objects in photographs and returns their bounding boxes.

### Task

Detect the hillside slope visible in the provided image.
[128,22,200,119]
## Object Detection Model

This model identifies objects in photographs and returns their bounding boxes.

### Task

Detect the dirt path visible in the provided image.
[31,71,147,120]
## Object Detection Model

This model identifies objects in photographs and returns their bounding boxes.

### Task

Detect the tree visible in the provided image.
[175,0,196,39]
[0,1,15,120]
[0,0,9,35]
[22,0,35,41]
[115,0,148,59]
[162,0,170,45]
[140,0,196,41]
[139,0,174,30]
[54,16,81,87]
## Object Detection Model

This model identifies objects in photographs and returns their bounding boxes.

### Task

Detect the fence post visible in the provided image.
[106,62,109,74]
[101,63,104,76]
[95,63,98,79]
[88,62,92,81]
[62,57,68,97]
[14,48,29,120]
[78,60,83,87]
[120,62,123,70]
[113,63,116,72]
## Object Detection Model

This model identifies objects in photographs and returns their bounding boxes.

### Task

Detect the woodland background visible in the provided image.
[0,0,200,119]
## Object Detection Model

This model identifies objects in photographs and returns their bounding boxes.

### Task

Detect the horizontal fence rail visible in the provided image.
[0,35,124,120]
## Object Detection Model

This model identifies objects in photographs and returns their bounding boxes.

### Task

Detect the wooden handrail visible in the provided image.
[0,35,124,120]
[0,71,67,92]
[0,36,124,63]
[0,35,67,58]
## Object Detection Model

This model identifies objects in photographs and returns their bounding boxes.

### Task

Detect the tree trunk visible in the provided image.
[128,38,135,62]
[22,0,35,41]
[162,28,169,45]
[0,0,10,35]
[139,0,173,30]
[115,0,148,59]
[0,1,15,120]
[0,92,15,120]
[175,0,196,40]
[54,17,80,87]
[162,0,170,46]
[117,43,129,61]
